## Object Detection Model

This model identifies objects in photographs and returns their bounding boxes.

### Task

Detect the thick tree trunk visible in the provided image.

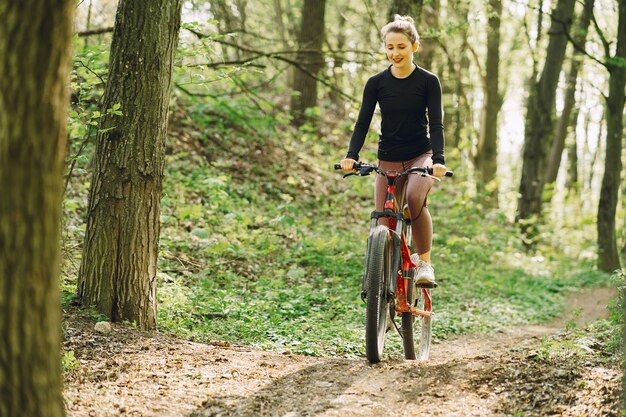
[544,0,594,186]
[622,180,626,263]
[290,0,326,126]
[78,0,183,330]
[0,1,74,415]
[475,0,503,205]
[597,0,626,272]
[516,0,576,241]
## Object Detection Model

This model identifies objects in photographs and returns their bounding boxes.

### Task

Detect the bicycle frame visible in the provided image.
[365,169,432,320]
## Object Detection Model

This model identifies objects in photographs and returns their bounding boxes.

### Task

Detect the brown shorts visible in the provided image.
[374,152,434,220]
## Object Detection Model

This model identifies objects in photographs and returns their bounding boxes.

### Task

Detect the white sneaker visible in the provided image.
[415,259,436,286]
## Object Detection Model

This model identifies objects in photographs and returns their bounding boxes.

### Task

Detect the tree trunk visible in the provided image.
[475,0,503,205]
[451,4,471,151]
[290,0,327,127]
[597,0,626,272]
[329,8,347,107]
[516,0,576,242]
[387,0,423,23]
[544,0,594,186]
[273,0,289,44]
[564,109,581,192]
[419,0,439,71]
[213,0,241,61]
[78,0,183,330]
[622,179,626,263]
[0,1,74,415]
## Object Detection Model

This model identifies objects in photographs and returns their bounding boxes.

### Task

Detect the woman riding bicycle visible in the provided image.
[339,15,448,286]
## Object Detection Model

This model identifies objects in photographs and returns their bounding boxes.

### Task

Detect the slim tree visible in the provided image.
[290,0,327,126]
[516,0,576,240]
[544,0,594,186]
[474,0,503,205]
[78,0,183,330]
[597,0,625,272]
[0,0,74,415]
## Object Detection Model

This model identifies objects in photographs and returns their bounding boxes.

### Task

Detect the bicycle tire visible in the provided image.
[402,283,417,360]
[365,225,393,363]
[402,223,417,360]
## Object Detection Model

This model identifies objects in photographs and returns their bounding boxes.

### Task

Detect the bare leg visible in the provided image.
[406,166,434,257]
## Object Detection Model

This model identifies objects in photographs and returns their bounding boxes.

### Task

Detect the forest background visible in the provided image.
[0,0,625,414]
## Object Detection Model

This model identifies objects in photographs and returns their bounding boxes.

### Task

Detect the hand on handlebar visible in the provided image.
[432,163,447,178]
[339,158,358,171]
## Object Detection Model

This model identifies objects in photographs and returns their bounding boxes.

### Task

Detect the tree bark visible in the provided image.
[544,0,594,186]
[387,0,423,23]
[0,1,74,415]
[564,107,581,192]
[273,0,289,44]
[621,179,626,263]
[516,0,576,242]
[329,7,347,107]
[418,0,439,71]
[78,0,183,330]
[290,0,327,126]
[597,0,626,272]
[475,0,503,205]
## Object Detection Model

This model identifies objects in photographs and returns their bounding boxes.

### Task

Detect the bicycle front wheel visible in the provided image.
[364,225,394,363]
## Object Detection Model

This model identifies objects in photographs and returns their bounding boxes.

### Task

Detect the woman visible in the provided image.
[339,15,447,285]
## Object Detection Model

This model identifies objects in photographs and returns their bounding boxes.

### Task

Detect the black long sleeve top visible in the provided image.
[346,65,445,165]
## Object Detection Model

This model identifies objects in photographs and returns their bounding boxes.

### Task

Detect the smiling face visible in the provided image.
[385,31,418,72]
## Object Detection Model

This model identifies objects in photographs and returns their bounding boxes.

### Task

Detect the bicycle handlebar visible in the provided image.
[333,162,454,178]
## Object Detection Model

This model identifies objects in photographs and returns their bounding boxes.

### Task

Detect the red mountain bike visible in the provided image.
[335,162,452,363]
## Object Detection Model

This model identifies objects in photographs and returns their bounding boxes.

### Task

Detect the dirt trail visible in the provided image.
[64,287,620,417]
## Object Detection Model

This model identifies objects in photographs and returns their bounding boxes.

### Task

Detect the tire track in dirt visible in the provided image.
[190,286,618,417]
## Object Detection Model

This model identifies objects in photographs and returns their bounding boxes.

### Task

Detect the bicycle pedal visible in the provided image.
[416,282,437,288]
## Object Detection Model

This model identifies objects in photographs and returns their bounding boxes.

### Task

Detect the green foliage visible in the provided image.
[62,351,79,373]
[607,269,626,361]
[530,318,619,366]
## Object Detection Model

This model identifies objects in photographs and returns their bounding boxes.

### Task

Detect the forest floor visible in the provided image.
[63,287,621,417]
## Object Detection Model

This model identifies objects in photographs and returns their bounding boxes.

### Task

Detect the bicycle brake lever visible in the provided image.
[343,172,358,178]
[421,173,441,181]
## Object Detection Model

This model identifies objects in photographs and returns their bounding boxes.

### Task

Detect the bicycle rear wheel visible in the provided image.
[402,255,433,360]
[365,225,394,363]
[402,282,417,360]
[417,287,433,360]
[402,286,433,360]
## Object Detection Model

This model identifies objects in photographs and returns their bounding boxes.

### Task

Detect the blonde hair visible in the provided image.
[381,15,420,45]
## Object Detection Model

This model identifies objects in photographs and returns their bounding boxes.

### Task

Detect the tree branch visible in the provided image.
[76,27,114,37]
[185,27,357,102]
[588,6,611,58]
